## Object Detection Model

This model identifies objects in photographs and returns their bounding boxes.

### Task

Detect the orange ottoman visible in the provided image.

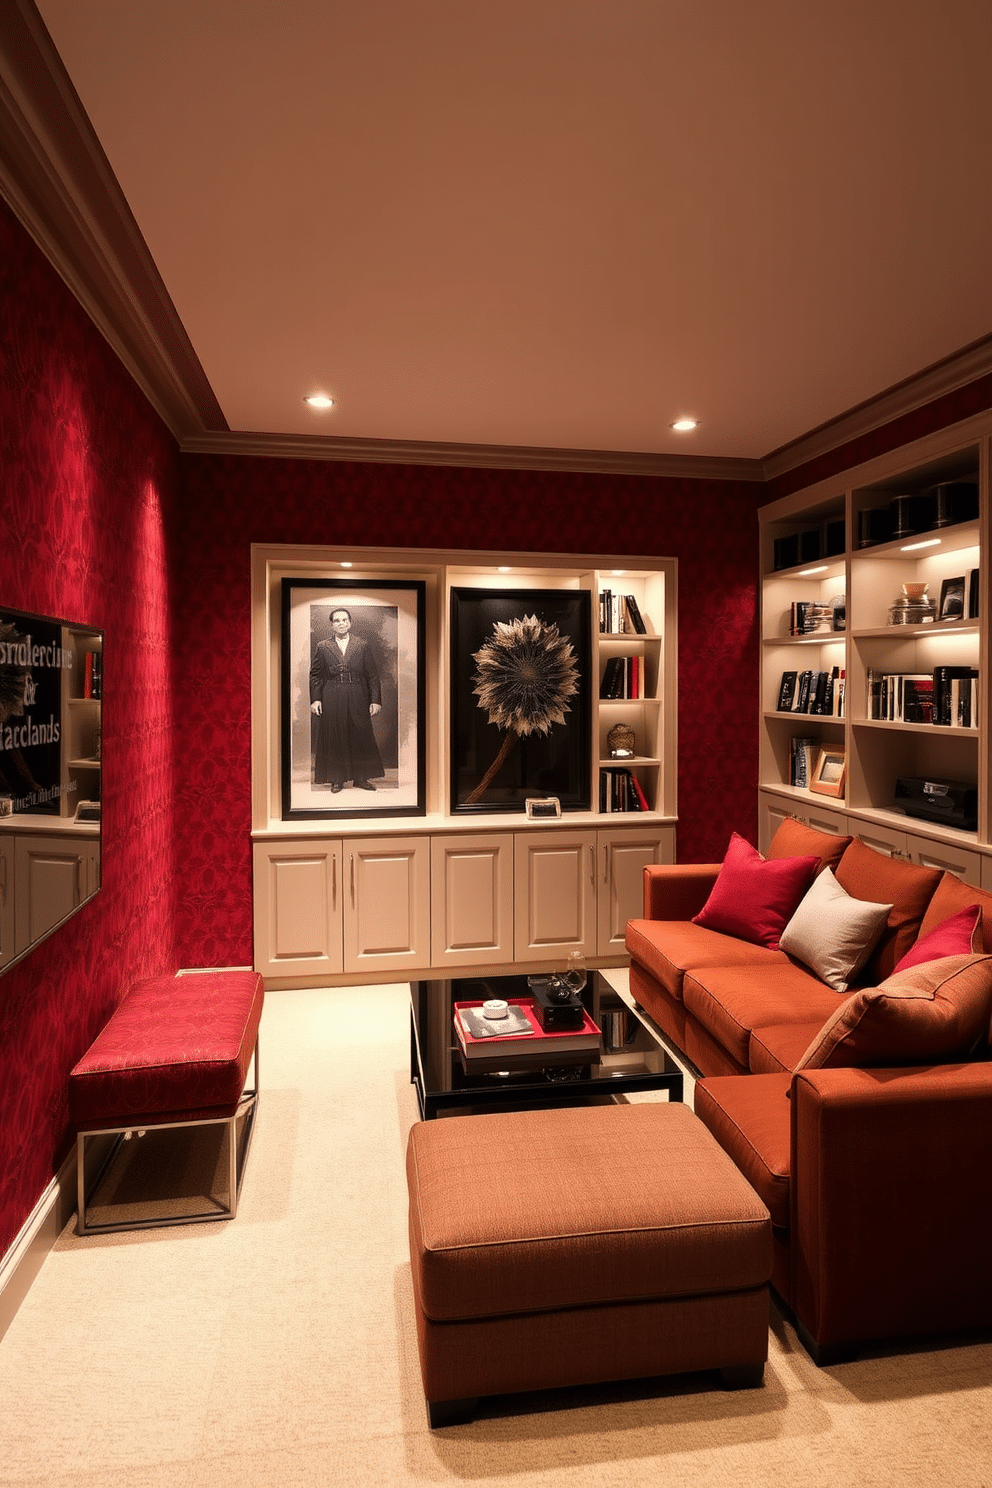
[406,1101,771,1426]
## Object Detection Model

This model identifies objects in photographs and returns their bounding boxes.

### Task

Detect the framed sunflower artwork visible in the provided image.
[449,588,591,813]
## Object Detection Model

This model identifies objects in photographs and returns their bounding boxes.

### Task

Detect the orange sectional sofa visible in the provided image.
[625,819,992,1363]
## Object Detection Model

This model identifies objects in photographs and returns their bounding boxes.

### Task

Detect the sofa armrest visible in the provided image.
[642,864,720,920]
[790,1063,992,1353]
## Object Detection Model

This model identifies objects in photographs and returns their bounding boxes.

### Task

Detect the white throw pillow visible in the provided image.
[779,867,893,993]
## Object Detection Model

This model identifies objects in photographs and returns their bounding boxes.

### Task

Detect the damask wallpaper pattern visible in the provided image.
[0,200,181,1256]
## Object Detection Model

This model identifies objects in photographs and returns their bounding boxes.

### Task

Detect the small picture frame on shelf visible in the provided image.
[938,576,966,621]
[525,797,561,819]
[809,746,846,798]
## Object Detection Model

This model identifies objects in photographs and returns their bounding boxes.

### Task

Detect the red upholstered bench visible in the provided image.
[69,970,264,1235]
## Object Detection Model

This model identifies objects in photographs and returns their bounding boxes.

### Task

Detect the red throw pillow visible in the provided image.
[691,832,818,951]
[893,904,983,973]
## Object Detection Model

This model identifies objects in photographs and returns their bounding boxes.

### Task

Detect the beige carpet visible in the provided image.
[1,977,990,1488]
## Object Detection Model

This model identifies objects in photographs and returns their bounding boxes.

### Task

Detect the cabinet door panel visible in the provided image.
[851,823,909,860]
[905,831,982,886]
[344,837,430,972]
[14,835,87,953]
[431,834,514,967]
[513,831,597,959]
[597,828,672,954]
[253,841,342,979]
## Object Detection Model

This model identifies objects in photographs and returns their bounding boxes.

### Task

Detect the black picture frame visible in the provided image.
[938,575,966,622]
[450,588,591,813]
[281,578,426,819]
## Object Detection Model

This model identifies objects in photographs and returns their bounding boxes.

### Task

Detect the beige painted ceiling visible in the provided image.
[34,0,992,460]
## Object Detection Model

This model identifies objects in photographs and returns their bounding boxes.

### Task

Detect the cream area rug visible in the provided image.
[0,977,990,1488]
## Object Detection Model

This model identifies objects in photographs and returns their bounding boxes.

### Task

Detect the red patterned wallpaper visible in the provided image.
[172,456,764,968]
[0,200,181,1257]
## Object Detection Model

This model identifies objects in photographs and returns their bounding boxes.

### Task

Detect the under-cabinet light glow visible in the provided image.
[340,561,353,568]
[901,538,941,551]
[798,565,828,576]
[671,417,698,432]
[304,393,334,410]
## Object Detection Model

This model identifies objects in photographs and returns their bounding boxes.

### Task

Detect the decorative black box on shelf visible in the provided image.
[857,507,893,548]
[824,518,846,557]
[893,776,978,832]
[773,534,800,570]
[928,481,979,528]
[889,492,935,540]
[528,978,586,1031]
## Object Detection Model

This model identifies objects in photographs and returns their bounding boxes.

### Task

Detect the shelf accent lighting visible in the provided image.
[304,393,334,410]
[798,565,828,576]
[671,417,698,432]
[901,538,941,552]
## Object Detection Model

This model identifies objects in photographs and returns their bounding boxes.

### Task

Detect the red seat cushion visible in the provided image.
[626,919,787,1001]
[694,1074,793,1230]
[682,964,842,1071]
[69,971,264,1126]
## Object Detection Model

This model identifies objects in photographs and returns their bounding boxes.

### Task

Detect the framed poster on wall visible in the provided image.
[449,587,591,813]
[280,578,426,819]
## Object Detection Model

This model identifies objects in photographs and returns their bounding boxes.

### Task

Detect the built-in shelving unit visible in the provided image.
[250,544,678,984]
[758,415,991,888]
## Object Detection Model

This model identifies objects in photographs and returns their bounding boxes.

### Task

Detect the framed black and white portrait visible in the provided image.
[281,578,426,819]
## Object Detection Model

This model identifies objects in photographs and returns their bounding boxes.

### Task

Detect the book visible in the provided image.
[777,671,797,711]
[794,670,813,713]
[791,735,817,788]
[456,1004,533,1040]
[833,668,845,717]
[933,666,978,726]
[624,594,647,633]
[968,568,980,619]
[453,998,601,1059]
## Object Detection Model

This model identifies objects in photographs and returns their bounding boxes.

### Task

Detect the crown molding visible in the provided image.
[0,0,226,440]
[762,333,992,482]
[180,428,764,481]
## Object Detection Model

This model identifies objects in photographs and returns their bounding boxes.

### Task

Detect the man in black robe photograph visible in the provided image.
[309,608,384,791]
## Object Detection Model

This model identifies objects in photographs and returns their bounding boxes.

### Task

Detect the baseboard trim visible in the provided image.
[0,1150,77,1343]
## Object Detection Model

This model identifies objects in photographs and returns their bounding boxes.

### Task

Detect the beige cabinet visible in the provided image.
[513,829,598,960]
[849,819,983,885]
[253,836,430,980]
[343,837,431,973]
[430,834,514,969]
[757,790,850,855]
[596,826,674,953]
[13,833,99,954]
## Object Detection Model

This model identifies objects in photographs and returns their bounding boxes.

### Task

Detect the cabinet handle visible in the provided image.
[603,843,611,883]
[589,844,596,881]
[331,853,337,907]
[350,853,355,899]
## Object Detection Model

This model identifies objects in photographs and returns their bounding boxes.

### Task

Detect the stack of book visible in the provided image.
[83,651,102,699]
[599,768,649,812]
[600,655,646,698]
[599,591,647,634]
[790,735,819,788]
[866,667,978,727]
[777,667,845,716]
[453,997,601,1071]
[790,601,838,636]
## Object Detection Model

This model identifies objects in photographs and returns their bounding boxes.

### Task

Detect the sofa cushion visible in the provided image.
[794,953,992,1071]
[683,964,843,1070]
[919,874,992,953]
[694,1074,793,1230]
[691,833,818,951]
[894,904,983,973]
[625,918,787,1001]
[766,817,852,875]
[749,1021,832,1075]
[834,839,942,982]
[779,868,892,993]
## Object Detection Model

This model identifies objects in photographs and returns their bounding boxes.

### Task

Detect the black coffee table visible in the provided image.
[410,969,684,1119]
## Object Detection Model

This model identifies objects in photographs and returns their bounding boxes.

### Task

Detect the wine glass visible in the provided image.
[562,950,587,995]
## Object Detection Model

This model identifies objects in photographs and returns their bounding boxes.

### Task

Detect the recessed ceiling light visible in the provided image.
[340,561,353,568]
[498,566,511,572]
[671,417,698,433]
[304,393,334,410]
